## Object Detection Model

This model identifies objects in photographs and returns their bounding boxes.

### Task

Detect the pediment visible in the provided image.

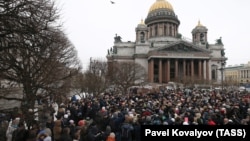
[156,41,209,53]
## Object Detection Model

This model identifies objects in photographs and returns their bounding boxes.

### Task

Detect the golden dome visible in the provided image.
[149,0,174,13]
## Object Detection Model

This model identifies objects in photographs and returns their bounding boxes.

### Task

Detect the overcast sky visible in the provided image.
[55,0,250,71]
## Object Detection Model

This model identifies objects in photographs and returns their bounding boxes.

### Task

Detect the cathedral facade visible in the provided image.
[107,0,227,85]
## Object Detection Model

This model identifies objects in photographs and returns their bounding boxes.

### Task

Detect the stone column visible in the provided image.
[148,59,154,82]
[167,59,170,82]
[203,60,206,80]
[148,60,151,82]
[187,61,190,77]
[206,60,209,81]
[159,59,162,83]
[166,23,169,36]
[175,59,178,80]
[199,60,202,80]
[191,59,194,80]
[183,59,186,82]
[162,61,166,83]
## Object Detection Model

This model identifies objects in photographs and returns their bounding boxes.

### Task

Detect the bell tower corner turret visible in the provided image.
[191,20,208,46]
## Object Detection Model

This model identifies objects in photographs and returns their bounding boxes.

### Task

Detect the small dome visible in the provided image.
[139,19,145,25]
[137,19,146,27]
[149,0,174,13]
[192,20,208,33]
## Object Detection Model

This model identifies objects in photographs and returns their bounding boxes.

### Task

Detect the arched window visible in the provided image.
[200,33,205,44]
[211,65,217,80]
[140,32,145,43]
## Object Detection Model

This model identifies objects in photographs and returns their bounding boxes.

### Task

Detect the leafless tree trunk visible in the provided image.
[0,0,82,123]
[107,61,146,95]
[83,59,108,96]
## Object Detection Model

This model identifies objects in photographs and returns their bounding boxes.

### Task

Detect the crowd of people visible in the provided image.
[0,87,250,141]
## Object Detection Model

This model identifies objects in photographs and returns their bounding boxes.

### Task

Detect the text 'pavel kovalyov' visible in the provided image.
[145,129,213,138]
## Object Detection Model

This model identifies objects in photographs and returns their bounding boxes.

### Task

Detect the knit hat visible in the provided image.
[44,128,52,136]
[64,114,68,119]
[163,121,168,125]
[207,120,216,125]
[78,120,86,126]
[110,132,115,138]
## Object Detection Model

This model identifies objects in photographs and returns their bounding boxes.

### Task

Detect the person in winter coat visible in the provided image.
[53,120,62,141]
[6,118,19,141]
[11,122,28,141]
[59,127,73,141]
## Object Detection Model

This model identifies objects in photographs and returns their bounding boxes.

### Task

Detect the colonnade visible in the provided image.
[148,58,210,83]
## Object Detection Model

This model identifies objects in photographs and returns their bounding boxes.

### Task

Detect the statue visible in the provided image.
[113,47,117,54]
[150,42,154,47]
[216,37,223,45]
[206,42,209,49]
[221,49,225,57]
[114,34,122,43]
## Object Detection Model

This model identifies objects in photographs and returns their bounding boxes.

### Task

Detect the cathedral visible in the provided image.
[107,0,227,85]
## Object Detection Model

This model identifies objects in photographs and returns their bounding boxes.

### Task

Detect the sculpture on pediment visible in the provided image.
[150,42,154,47]
[108,47,116,54]
[206,42,209,49]
[221,49,225,57]
[113,47,117,54]
[216,37,223,45]
[114,34,122,43]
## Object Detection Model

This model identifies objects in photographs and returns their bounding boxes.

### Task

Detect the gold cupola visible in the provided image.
[145,0,180,38]
[146,0,178,25]
[192,20,208,45]
[149,0,174,13]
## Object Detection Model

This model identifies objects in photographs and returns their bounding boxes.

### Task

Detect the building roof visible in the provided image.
[192,20,208,33]
[148,0,174,13]
[145,0,179,25]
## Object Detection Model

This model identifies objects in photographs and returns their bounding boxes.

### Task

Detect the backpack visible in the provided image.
[121,123,132,139]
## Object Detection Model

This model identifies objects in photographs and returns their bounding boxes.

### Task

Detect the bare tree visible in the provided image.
[83,59,108,96]
[67,72,85,99]
[107,61,146,94]
[0,0,82,123]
